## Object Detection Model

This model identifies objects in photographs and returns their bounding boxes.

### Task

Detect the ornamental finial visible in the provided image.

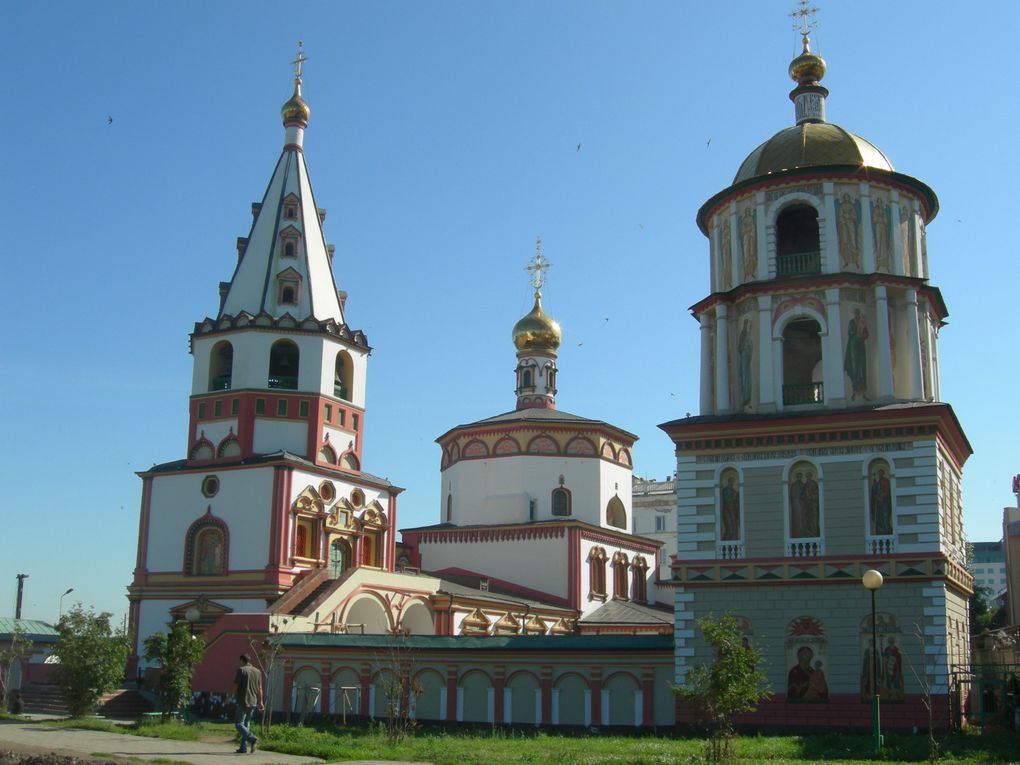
[789,0,819,50]
[291,41,308,85]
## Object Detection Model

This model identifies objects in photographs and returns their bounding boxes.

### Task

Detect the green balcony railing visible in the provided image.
[783,382,824,406]
[268,375,298,390]
[776,250,821,276]
[211,375,232,391]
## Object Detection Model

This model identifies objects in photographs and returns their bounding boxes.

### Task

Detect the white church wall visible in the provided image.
[444,455,618,527]
[145,468,274,572]
[418,536,567,601]
[314,339,368,409]
[253,419,308,455]
[195,419,238,447]
[322,423,357,453]
[598,462,634,532]
[289,468,391,512]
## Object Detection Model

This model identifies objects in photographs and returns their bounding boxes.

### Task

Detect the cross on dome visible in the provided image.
[789,0,819,46]
[525,237,552,294]
[291,41,308,82]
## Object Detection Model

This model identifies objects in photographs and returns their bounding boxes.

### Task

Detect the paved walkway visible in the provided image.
[0,719,430,765]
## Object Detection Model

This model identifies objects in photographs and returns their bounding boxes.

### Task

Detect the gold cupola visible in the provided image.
[282,79,310,127]
[512,291,562,353]
[789,35,826,86]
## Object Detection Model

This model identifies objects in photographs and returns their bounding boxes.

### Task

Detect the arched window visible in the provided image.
[208,341,233,391]
[776,204,821,276]
[612,552,629,600]
[329,538,351,578]
[587,547,607,600]
[217,436,241,458]
[190,441,214,461]
[445,493,453,523]
[606,496,627,529]
[719,467,742,542]
[341,452,360,471]
[268,340,299,390]
[521,369,533,388]
[293,519,316,560]
[782,318,823,406]
[551,487,571,516]
[283,240,296,257]
[334,352,353,400]
[280,285,296,304]
[319,443,337,463]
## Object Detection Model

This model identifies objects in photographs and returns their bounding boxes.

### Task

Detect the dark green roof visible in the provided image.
[279,633,672,651]
[0,617,59,643]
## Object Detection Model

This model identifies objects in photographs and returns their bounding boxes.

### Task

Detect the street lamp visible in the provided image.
[862,569,884,754]
[58,587,74,619]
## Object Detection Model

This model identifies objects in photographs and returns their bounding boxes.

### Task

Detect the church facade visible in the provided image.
[127,58,676,729]
[660,34,972,730]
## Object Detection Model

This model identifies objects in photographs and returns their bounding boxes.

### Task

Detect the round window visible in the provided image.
[201,475,220,498]
[319,481,336,502]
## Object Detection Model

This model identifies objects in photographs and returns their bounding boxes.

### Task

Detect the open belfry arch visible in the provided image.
[660,5,972,731]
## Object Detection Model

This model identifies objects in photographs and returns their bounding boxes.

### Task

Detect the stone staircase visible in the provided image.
[17,684,154,718]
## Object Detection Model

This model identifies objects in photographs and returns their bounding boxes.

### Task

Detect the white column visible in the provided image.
[823,288,845,403]
[822,182,838,273]
[728,205,740,288]
[710,225,720,292]
[502,689,511,724]
[551,689,560,725]
[633,690,643,727]
[911,201,926,279]
[714,305,730,412]
[859,183,875,273]
[456,688,464,722]
[903,288,925,400]
[874,286,894,400]
[583,689,592,727]
[600,690,610,726]
[756,295,775,411]
[534,688,542,726]
[486,688,495,723]
[408,691,417,720]
[889,192,904,276]
[699,313,713,414]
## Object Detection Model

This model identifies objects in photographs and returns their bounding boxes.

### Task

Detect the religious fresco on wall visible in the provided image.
[195,527,225,575]
[837,193,861,270]
[788,462,820,538]
[739,206,757,281]
[844,305,869,401]
[721,219,733,290]
[899,208,915,276]
[736,317,753,410]
[719,468,741,540]
[868,459,893,536]
[860,613,904,701]
[786,616,829,702]
[871,196,892,272]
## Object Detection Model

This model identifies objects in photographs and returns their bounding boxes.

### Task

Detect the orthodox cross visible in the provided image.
[291,41,308,80]
[525,236,551,292]
[789,0,818,40]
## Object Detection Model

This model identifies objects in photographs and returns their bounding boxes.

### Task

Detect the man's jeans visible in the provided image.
[234,705,257,751]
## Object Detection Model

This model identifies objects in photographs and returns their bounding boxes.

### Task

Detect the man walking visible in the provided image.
[231,654,263,753]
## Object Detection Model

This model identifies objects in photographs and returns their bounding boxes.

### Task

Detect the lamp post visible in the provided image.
[862,569,884,754]
[58,587,74,619]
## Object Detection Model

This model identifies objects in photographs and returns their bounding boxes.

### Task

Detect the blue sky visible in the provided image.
[3,1,1018,623]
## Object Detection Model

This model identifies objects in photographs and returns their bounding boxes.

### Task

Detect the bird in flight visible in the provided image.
[576,143,581,152]
[107,116,113,125]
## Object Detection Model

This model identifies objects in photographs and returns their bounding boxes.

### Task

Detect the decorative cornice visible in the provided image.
[191,311,369,351]
[671,552,972,595]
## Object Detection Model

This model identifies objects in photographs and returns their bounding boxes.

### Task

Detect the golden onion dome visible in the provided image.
[789,43,826,85]
[512,293,562,352]
[281,80,311,125]
[733,122,893,184]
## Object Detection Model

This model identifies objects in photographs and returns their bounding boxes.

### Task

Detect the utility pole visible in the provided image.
[15,573,29,619]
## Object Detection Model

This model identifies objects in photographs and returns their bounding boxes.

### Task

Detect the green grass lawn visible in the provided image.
[41,718,1019,764]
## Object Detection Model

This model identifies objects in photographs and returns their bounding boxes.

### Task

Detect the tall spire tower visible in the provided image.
[128,51,403,676]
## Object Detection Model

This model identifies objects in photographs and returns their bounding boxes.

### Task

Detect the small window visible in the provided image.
[213,400,222,417]
[201,475,220,498]
[350,488,365,507]
[655,515,666,532]
[281,285,296,304]
[529,499,537,521]
[277,399,288,416]
[339,410,346,427]
[324,404,332,421]
[352,414,359,431]
[522,369,533,388]
[230,398,239,415]
[552,488,570,516]
[299,400,309,417]
[284,205,297,219]
[283,240,296,257]
[255,398,265,415]
[197,403,206,419]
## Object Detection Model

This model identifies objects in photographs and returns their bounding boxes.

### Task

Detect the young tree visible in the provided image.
[52,605,130,718]
[143,620,206,717]
[0,627,33,711]
[673,614,770,763]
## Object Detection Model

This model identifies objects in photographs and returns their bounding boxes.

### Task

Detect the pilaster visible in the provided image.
[874,286,894,400]
[714,305,731,412]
